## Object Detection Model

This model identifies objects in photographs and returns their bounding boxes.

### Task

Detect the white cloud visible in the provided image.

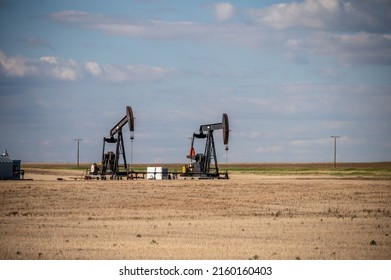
[99,64,176,82]
[214,2,235,22]
[52,66,78,81]
[128,64,176,80]
[48,9,264,44]
[94,23,145,37]
[0,50,176,83]
[47,5,391,66]
[308,31,391,65]
[247,0,391,32]
[84,63,176,82]
[248,0,341,30]
[49,10,96,23]
[40,56,80,81]
[290,138,330,147]
[40,56,60,64]
[0,50,38,77]
[84,61,102,76]
[243,1,391,64]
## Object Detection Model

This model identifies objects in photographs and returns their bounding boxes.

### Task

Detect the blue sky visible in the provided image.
[1,0,390,164]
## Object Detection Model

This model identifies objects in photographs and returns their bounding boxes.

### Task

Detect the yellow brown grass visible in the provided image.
[0,164,390,260]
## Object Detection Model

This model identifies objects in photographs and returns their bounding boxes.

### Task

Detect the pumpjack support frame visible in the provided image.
[88,106,135,180]
[182,113,229,179]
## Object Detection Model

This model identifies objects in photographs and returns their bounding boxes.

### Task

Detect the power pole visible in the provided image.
[74,138,82,167]
[330,136,340,168]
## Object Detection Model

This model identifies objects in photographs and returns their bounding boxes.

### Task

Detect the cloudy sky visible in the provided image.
[1,0,390,164]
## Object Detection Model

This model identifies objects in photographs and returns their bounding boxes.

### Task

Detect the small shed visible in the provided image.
[0,149,22,180]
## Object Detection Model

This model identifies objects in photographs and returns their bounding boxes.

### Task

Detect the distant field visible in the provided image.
[23,161,391,177]
[1,162,390,260]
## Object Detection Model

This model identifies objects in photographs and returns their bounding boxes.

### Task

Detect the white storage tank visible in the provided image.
[147,167,168,180]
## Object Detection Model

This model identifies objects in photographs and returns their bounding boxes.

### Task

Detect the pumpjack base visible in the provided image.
[84,171,179,180]
[179,172,229,180]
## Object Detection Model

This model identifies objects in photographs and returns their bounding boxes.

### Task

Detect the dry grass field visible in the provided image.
[1,163,390,260]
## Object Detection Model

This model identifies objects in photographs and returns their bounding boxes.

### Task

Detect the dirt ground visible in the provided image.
[0,168,390,260]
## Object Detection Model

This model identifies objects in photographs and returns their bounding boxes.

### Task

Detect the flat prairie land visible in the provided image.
[0,163,390,260]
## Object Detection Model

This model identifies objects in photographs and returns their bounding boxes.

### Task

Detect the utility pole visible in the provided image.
[74,138,82,167]
[330,136,340,168]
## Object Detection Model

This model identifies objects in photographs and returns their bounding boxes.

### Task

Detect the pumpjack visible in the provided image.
[181,113,229,179]
[88,106,134,179]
